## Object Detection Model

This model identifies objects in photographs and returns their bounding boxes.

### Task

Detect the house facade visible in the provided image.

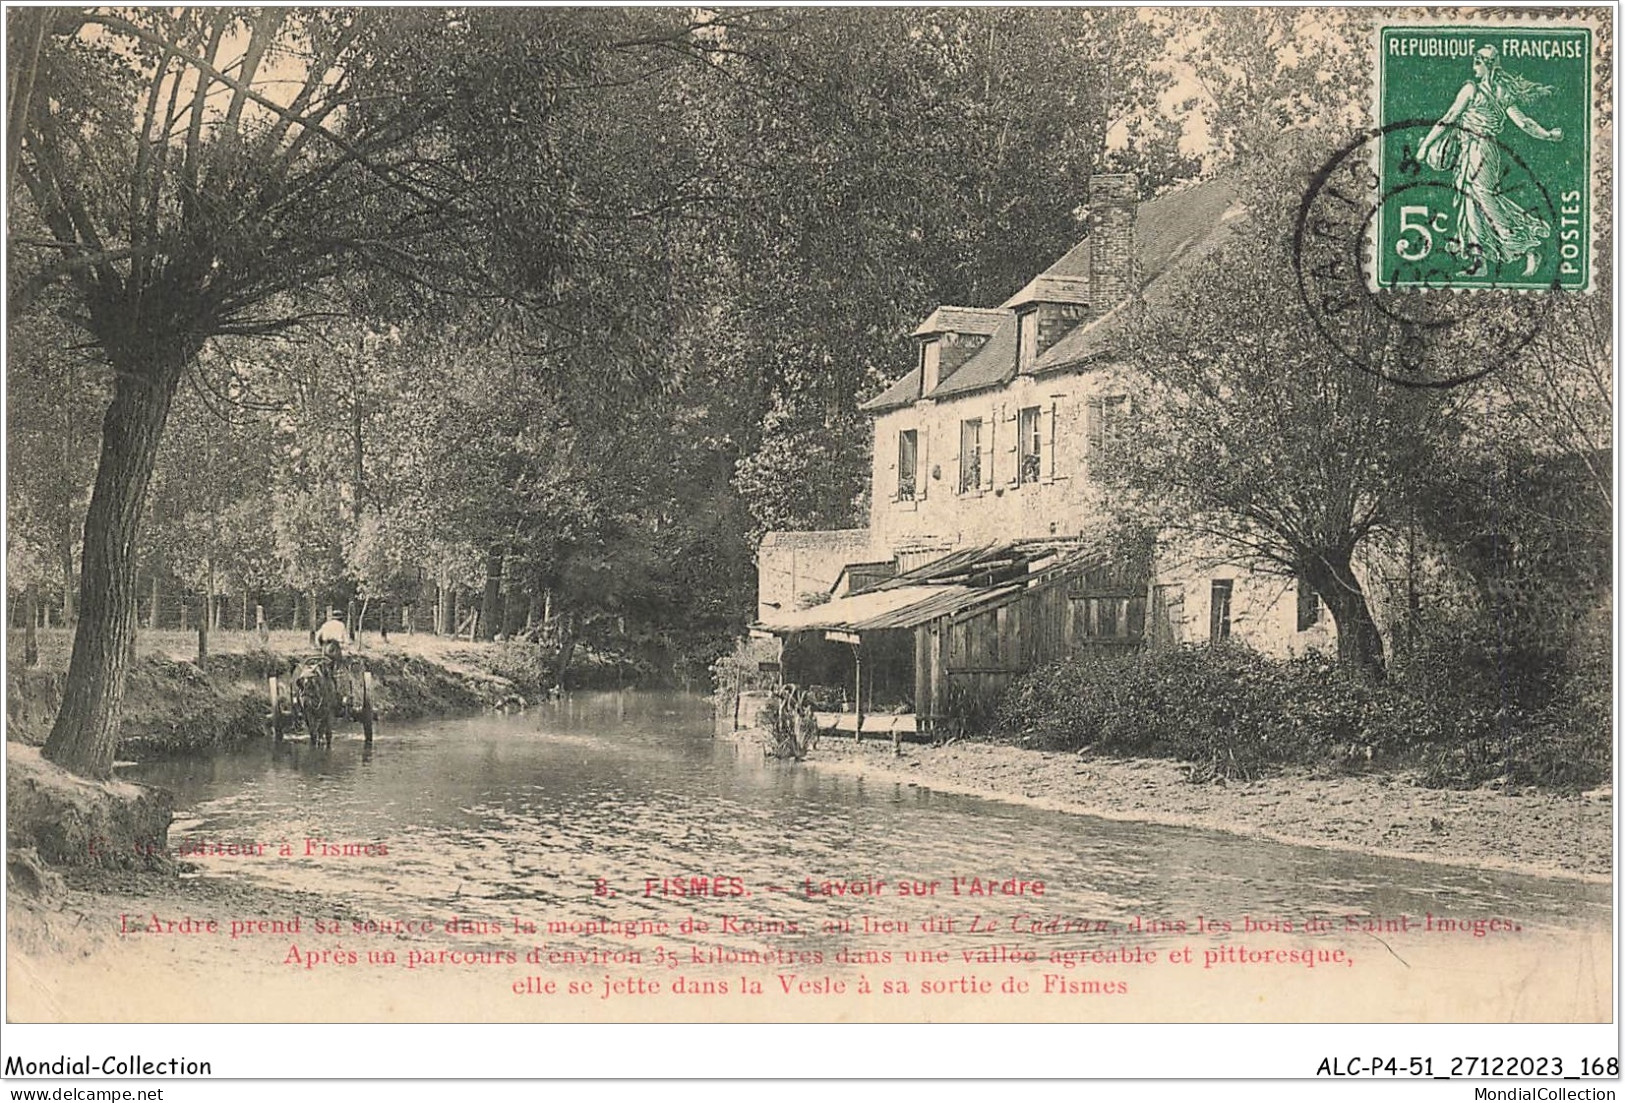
[756,173,1335,720]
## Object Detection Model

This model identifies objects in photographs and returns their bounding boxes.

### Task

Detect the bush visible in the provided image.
[996,638,1611,790]
[1390,602,1612,790]
[483,640,560,697]
[710,635,783,714]
[996,645,1440,782]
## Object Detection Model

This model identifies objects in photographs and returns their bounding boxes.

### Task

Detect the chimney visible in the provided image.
[1088,174,1137,306]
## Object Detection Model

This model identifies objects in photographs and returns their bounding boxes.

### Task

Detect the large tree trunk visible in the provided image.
[1304,550,1387,681]
[43,365,182,778]
[477,544,504,641]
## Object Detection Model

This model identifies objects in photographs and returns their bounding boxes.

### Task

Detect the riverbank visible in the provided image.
[6,630,567,1019]
[5,630,554,882]
[8,694,1613,1026]
[771,733,1612,882]
[6,629,546,761]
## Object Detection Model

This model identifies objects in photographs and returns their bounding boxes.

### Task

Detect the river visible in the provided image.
[101,690,1609,1022]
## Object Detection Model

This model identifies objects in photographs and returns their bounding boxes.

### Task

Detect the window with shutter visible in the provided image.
[1087,395,1130,463]
[921,340,941,393]
[1017,311,1038,370]
[897,429,918,502]
[1103,395,1129,449]
[1210,580,1234,643]
[959,419,982,493]
[1018,406,1042,485]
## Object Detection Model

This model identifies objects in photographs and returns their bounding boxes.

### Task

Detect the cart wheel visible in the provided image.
[361,671,375,744]
[269,675,285,742]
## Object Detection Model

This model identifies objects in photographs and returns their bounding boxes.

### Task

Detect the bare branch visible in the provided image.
[84,12,446,208]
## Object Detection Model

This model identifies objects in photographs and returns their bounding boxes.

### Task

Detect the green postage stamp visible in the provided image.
[1376,22,1593,291]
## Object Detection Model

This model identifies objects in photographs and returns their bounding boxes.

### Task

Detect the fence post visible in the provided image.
[23,583,38,667]
[852,643,864,744]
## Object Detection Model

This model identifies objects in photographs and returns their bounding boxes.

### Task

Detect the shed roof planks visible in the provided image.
[755,582,1024,635]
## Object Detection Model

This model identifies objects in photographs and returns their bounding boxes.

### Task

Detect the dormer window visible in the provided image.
[1017,310,1038,370]
[919,338,942,393]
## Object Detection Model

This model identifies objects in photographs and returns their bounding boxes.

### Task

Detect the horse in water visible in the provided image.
[293,658,337,746]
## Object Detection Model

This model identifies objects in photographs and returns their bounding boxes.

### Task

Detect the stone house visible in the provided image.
[755,174,1336,721]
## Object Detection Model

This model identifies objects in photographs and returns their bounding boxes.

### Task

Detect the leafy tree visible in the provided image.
[1172,7,1369,164]
[6,304,102,623]
[675,8,1187,536]
[11,8,746,775]
[1104,172,1458,680]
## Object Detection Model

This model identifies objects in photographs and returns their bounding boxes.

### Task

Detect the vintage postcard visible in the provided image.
[3,3,1614,1081]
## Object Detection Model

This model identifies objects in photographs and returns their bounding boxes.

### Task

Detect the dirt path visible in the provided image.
[788,736,1612,881]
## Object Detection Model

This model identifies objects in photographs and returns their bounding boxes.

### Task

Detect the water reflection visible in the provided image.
[129,691,1609,976]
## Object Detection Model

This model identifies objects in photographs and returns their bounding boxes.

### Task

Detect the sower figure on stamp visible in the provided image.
[1417,44,1563,278]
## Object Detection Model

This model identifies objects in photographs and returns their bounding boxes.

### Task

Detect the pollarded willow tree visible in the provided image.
[1100,174,1462,681]
[7,7,762,777]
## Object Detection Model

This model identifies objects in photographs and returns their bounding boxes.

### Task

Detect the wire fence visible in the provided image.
[7,585,563,657]
[7,591,460,636]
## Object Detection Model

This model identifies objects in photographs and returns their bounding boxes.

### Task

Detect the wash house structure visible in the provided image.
[755,174,1335,732]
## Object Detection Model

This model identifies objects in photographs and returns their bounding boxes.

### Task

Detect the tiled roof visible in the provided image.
[1001,275,1092,310]
[912,306,1006,338]
[1000,236,1093,308]
[1033,177,1244,372]
[929,311,1020,398]
[858,366,923,412]
[861,174,1242,409]
[1134,175,1241,285]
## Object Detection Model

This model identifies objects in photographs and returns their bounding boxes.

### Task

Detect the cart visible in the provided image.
[268,654,375,747]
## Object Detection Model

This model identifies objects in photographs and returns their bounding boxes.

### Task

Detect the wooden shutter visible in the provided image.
[1086,396,1105,457]
[917,427,929,500]
[982,413,995,492]
[1004,405,1020,487]
[1045,401,1059,482]
[887,431,899,502]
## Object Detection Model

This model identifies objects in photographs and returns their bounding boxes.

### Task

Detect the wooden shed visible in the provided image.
[756,540,1146,736]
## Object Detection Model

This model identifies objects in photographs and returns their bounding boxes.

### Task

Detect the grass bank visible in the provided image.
[5,628,548,761]
[5,628,560,887]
